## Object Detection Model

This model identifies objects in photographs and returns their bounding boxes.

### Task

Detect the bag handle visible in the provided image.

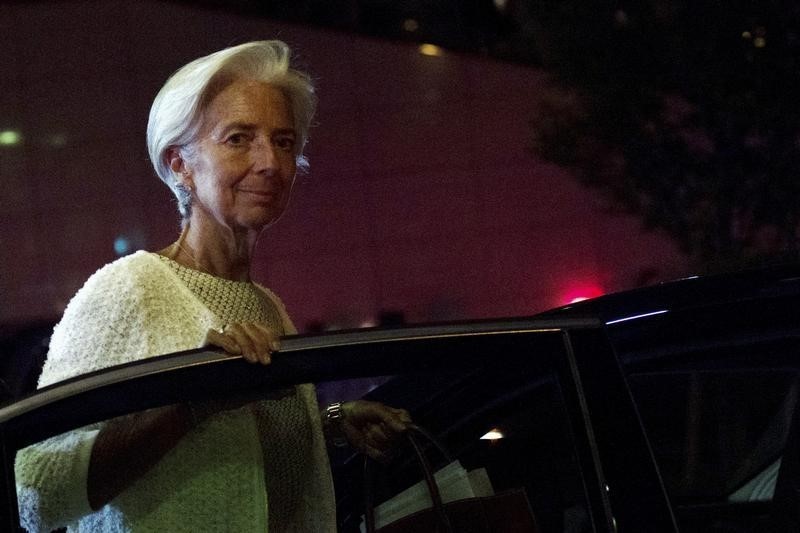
[364,424,454,532]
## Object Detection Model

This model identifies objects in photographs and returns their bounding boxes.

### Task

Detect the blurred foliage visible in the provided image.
[188,0,800,269]
[527,0,800,268]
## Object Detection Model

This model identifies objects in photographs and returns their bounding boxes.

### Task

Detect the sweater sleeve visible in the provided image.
[14,260,153,531]
[15,428,99,532]
[14,254,213,531]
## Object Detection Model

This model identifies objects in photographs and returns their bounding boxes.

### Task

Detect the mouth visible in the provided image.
[239,188,281,201]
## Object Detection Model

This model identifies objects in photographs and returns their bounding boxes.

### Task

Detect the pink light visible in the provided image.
[562,284,605,306]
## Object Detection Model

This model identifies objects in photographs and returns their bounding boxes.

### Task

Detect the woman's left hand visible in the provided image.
[338,400,412,461]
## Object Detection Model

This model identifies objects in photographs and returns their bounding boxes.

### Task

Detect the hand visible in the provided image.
[339,400,412,461]
[205,322,280,365]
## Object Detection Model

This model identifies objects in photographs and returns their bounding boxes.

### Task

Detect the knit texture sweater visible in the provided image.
[15,251,336,532]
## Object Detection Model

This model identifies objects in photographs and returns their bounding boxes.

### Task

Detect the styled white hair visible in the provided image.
[146,40,317,219]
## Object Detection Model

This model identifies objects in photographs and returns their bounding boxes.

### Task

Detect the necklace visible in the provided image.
[170,241,253,283]
[173,241,215,277]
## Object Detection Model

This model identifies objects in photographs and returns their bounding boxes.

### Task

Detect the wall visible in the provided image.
[0,0,689,331]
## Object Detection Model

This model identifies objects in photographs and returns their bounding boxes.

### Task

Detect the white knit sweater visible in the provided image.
[15,251,336,532]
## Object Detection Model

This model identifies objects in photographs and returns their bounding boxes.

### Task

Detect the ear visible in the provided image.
[166,147,193,188]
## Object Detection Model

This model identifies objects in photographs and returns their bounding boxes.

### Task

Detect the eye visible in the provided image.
[273,135,296,152]
[225,133,251,146]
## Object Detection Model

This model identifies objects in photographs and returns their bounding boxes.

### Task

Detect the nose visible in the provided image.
[252,138,279,175]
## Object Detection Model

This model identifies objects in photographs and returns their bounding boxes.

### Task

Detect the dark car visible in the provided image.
[2,265,800,532]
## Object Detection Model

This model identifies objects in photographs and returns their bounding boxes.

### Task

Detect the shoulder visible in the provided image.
[69,252,200,313]
[60,252,153,317]
[41,252,204,387]
[63,251,215,331]
[254,283,297,335]
[55,252,174,328]
[79,251,171,293]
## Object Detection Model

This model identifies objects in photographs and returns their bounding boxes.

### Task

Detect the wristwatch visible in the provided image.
[325,402,349,447]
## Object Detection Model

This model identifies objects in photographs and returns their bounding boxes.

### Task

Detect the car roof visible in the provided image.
[535,263,800,325]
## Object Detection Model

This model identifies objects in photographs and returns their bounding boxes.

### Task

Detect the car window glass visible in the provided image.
[316,376,393,406]
[325,361,593,532]
[627,367,799,532]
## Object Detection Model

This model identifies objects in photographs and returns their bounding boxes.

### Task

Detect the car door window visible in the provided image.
[627,363,800,532]
[326,351,593,532]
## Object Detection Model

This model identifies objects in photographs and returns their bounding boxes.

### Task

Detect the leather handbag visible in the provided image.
[363,425,540,533]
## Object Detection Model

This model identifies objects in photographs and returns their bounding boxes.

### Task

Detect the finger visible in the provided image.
[224,324,259,363]
[364,445,389,464]
[255,322,282,353]
[372,406,411,434]
[393,408,413,425]
[243,323,275,365]
[364,424,392,450]
[383,415,410,435]
[240,322,270,364]
[253,322,281,353]
[383,424,405,441]
[205,328,241,356]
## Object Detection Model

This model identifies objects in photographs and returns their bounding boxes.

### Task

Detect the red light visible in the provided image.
[562,284,604,305]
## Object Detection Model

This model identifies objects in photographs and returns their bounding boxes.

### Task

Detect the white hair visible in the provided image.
[146,40,317,219]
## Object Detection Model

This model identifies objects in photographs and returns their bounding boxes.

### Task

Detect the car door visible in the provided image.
[613,288,800,532]
[0,320,673,532]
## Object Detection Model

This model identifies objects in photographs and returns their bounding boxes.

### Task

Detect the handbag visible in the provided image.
[362,425,540,533]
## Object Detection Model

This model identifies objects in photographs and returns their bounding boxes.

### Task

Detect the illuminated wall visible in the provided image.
[0,1,689,330]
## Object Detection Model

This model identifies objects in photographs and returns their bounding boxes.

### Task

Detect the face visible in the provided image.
[177,79,297,233]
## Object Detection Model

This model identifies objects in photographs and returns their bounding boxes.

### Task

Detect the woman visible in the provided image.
[15,41,410,532]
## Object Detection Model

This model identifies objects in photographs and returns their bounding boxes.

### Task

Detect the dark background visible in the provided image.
[5,0,797,395]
